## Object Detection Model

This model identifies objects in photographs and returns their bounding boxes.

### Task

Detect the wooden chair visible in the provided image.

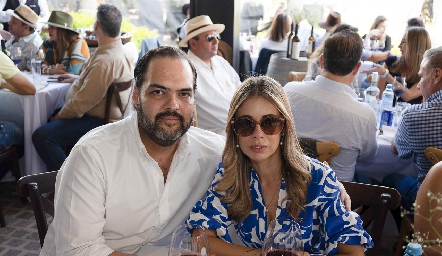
[16,171,57,247]
[289,71,307,82]
[298,138,340,163]
[104,80,133,124]
[341,181,401,255]
[395,146,442,255]
[424,147,442,166]
[0,145,21,227]
[217,40,232,65]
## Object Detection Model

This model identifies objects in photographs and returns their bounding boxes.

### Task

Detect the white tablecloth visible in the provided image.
[0,73,71,177]
[355,126,419,182]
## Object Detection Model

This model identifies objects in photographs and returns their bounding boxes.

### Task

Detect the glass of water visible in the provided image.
[31,59,42,84]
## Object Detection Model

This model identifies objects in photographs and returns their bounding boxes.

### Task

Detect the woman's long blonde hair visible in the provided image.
[54,28,80,63]
[369,16,387,41]
[216,76,311,223]
[391,27,431,85]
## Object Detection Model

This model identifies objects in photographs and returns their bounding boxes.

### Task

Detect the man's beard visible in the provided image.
[135,100,193,147]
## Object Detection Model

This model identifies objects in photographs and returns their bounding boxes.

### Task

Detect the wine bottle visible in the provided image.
[1,39,8,57]
[286,22,294,58]
[307,25,315,58]
[290,23,300,60]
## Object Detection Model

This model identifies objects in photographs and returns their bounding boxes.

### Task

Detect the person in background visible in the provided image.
[285,30,378,182]
[40,10,89,75]
[363,27,431,104]
[314,11,341,50]
[305,24,391,82]
[386,46,442,211]
[0,51,35,172]
[179,15,240,136]
[407,17,425,28]
[187,76,371,255]
[176,3,190,41]
[362,16,391,53]
[415,161,442,255]
[0,0,50,32]
[3,5,42,70]
[40,46,225,255]
[32,4,133,172]
[256,12,291,54]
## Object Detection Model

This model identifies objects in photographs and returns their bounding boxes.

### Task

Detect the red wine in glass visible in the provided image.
[11,58,22,66]
[393,87,405,97]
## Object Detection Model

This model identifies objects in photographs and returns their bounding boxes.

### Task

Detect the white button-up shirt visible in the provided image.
[284,76,378,181]
[6,32,42,70]
[41,113,225,255]
[188,50,240,136]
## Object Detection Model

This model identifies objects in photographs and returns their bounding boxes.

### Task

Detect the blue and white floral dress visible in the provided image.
[186,157,373,255]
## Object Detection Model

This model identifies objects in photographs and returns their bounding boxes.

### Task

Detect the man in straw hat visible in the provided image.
[0,0,50,32]
[179,15,241,136]
[4,5,42,70]
[315,11,341,50]
[32,4,133,173]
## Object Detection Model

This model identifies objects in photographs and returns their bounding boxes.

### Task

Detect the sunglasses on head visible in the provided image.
[206,34,221,43]
[231,115,285,137]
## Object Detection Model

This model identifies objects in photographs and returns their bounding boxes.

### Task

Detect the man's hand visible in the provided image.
[58,74,76,83]
[337,180,351,211]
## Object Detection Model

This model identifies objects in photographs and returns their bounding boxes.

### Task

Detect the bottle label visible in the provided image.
[291,42,300,59]
[307,41,314,54]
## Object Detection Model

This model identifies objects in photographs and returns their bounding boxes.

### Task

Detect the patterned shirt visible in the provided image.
[186,158,373,255]
[41,38,90,75]
[395,90,442,183]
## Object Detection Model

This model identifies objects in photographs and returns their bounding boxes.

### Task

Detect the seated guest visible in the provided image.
[284,30,378,182]
[40,46,226,255]
[32,4,133,172]
[385,46,442,211]
[4,5,42,70]
[179,15,240,136]
[415,162,442,255]
[363,27,431,104]
[257,12,291,54]
[305,24,391,82]
[40,10,90,75]
[314,11,341,50]
[187,76,372,255]
[0,51,35,157]
[407,17,425,28]
[362,16,391,53]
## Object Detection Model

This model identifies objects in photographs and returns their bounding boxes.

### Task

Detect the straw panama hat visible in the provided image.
[179,15,225,47]
[318,11,341,30]
[9,5,38,28]
[41,11,78,33]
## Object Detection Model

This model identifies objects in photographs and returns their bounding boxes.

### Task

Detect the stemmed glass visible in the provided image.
[169,225,210,256]
[393,76,406,105]
[262,218,303,256]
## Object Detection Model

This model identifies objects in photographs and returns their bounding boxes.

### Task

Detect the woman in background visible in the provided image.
[40,11,89,75]
[362,16,391,53]
[257,13,291,53]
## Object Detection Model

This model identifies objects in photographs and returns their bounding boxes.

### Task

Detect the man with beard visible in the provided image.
[40,46,225,255]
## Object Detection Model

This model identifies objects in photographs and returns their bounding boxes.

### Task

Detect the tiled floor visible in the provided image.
[0,180,399,256]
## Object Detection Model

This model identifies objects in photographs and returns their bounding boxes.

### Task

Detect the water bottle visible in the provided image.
[364,72,380,110]
[404,243,422,256]
[381,84,394,111]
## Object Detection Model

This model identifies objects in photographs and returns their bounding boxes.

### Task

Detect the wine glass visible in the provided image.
[169,225,210,256]
[392,76,406,127]
[262,218,303,256]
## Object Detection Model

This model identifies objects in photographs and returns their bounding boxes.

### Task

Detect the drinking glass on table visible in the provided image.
[262,218,304,256]
[169,224,210,256]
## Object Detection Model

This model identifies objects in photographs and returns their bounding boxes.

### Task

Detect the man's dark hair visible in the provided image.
[323,30,362,76]
[96,4,122,37]
[407,17,425,28]
[135,46,197,91]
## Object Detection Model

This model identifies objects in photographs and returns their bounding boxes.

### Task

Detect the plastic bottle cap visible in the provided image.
[386,84,393,90]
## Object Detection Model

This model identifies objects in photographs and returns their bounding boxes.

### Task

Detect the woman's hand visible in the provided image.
[337,180,351,211]
[361,63,387,76]
[51,64,67,75]
[57,74,76,83]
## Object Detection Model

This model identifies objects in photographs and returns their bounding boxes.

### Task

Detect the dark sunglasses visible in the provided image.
[206,34,221,43]
[231,115,285,137]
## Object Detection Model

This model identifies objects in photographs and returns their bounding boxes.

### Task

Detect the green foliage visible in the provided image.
[68,11,158,51]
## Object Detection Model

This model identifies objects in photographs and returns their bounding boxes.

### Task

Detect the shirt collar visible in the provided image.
[20,32,38,43]
[427,90,442,103]
[315,75,357,98]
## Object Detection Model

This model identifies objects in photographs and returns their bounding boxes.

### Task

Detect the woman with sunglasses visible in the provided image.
[186,76,372,255]
[40,11,90,75]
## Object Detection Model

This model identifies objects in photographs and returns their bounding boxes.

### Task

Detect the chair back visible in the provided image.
[16,171,57,247]
[289,71,307,82]
[217,40,233,64]
[341,181,401,255]
[0,145,21,227]
[104,80,133,124]
[424,147,442,166]
[254,48,283,75]
[298,138,340,163]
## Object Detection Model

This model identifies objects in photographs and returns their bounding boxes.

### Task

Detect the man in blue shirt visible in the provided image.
[385,46,442,211]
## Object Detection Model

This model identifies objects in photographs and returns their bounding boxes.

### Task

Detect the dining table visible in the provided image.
[355,125,419,182]
[0,72,71,177]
